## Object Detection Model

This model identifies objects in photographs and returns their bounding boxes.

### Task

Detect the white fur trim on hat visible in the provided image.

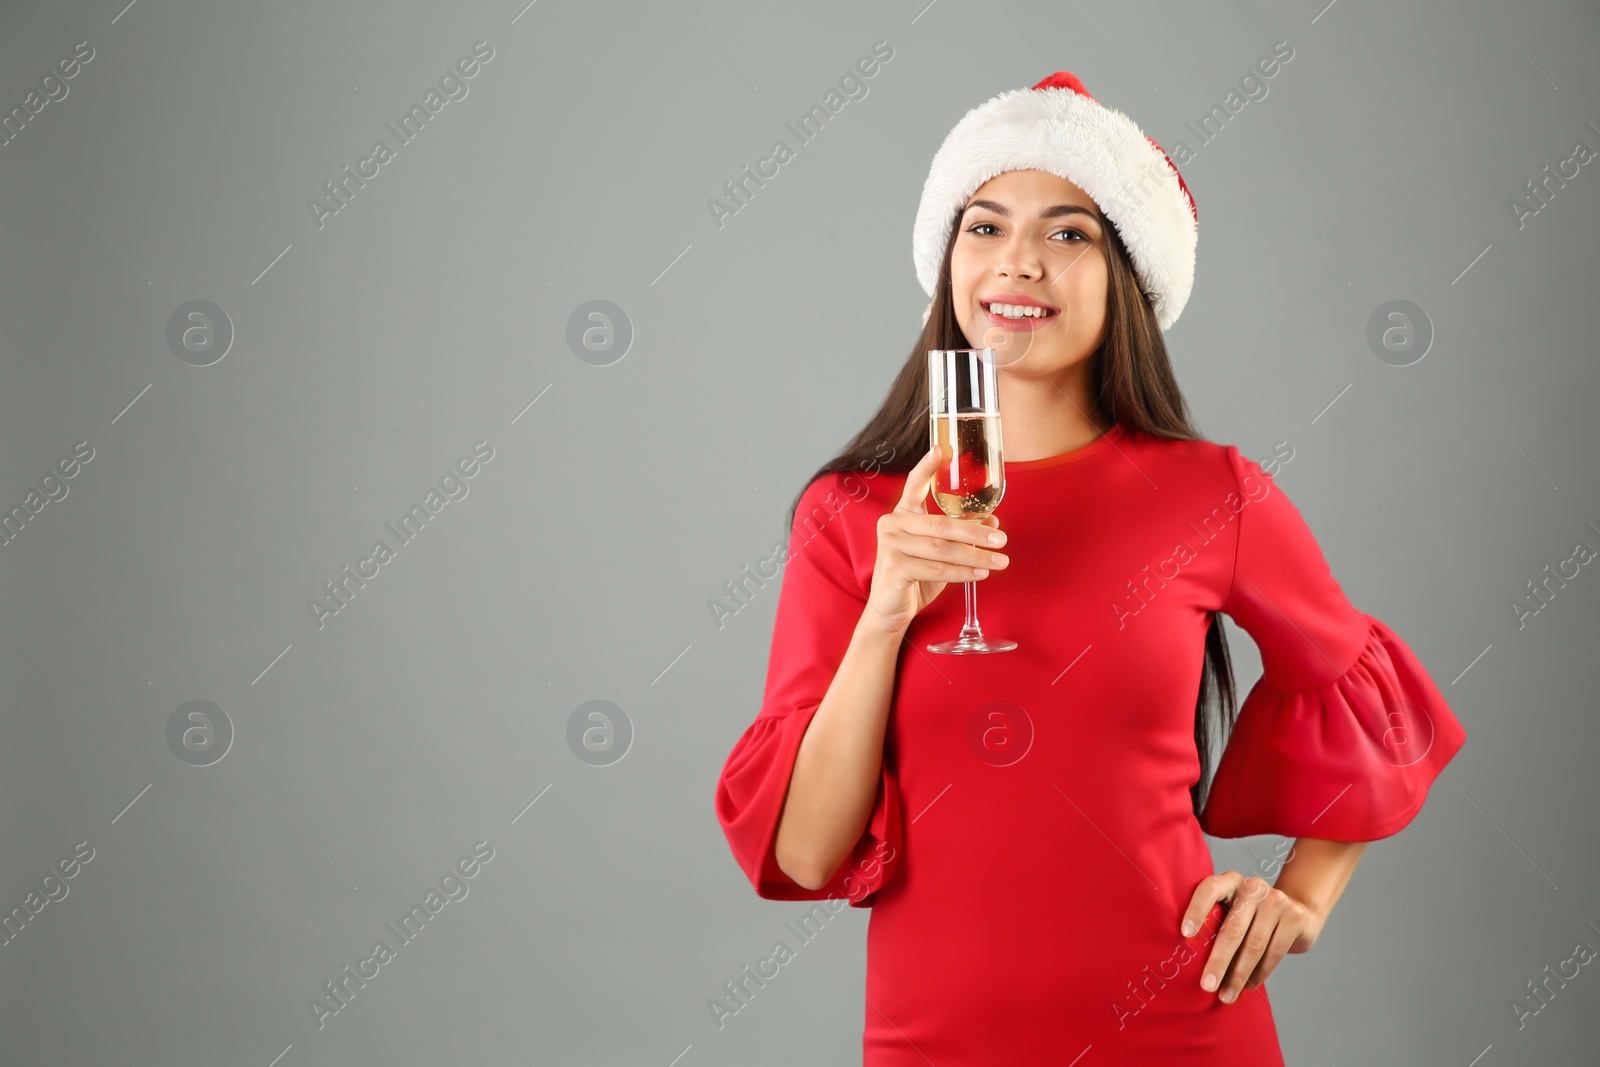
[912,71,1197,331]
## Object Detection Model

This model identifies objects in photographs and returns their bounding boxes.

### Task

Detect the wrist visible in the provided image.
[1273,877,1329,924]
[855,605,908,645]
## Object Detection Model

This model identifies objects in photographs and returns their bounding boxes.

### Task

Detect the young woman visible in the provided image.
[714,71,1466,1064]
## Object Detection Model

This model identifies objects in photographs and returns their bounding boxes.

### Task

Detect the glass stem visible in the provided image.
[959,579,984,639]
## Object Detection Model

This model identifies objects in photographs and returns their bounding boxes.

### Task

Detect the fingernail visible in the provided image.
[1201,974,1217,992]
[1220,989,1235,1004]
[987,532,1006,544]
[1181,921,1195,937]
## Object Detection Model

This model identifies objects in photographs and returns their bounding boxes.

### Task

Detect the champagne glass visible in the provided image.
[925,348,1017,654]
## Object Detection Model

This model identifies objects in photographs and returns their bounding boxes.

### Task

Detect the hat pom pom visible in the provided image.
[1030,71,1092,97]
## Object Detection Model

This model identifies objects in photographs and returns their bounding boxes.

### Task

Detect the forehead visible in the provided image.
[966,168,1097,212]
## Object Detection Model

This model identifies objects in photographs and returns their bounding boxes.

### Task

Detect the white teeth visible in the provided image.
[986,302,1053,319]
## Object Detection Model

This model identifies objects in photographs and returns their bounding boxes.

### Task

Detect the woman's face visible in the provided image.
[948,168,1109,377]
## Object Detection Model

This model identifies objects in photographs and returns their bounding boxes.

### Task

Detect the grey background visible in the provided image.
[1,0,1596,1064]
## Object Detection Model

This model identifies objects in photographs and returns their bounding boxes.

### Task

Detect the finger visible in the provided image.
[1181,874,1226,938]
[1217,887,1280,1003]
[1243,914,1299,991]
[896,445,949,513]
[1201,875,1255,996]
[895,556,995,583]
[908,511,1008,550]
[883,525,1009,574]
[1235,876,1274,907]
[893,521,1010,570]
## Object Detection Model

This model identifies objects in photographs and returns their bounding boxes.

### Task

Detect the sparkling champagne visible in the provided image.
[925,348,1015,652]
[930,413,1005,519]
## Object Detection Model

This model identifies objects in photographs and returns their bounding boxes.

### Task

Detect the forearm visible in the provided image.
[773,609,904,889]
[1273,837,1368,922]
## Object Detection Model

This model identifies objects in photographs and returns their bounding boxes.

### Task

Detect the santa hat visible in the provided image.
[912,71,1197,331]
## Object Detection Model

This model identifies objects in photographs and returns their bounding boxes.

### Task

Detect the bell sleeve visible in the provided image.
[713,472,904,907]
[1198,447,1467,842]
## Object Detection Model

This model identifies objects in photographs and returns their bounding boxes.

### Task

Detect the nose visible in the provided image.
[994,231,1043,282]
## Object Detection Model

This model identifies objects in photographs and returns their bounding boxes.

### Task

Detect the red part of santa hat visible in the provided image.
[912,70,1198,331]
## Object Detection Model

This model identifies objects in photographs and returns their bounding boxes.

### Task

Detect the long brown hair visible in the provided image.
[787,197,1238,819]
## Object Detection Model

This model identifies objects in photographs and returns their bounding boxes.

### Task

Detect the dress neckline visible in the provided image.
[1003,422,1126,471]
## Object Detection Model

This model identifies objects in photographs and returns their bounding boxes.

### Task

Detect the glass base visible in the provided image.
[927,631,1018,654]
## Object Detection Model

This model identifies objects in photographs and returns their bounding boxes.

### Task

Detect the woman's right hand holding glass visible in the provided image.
[864,444,1010,636]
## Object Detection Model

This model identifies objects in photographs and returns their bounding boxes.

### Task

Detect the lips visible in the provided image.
[981,294,1059,313]
[980,298,1059,331]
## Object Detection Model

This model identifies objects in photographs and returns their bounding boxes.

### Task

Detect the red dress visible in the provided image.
[714,423,1466,1065]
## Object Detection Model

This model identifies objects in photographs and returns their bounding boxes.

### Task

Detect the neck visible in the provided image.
[997,362,1106,462]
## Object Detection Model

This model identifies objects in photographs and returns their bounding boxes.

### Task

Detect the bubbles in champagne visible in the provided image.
[929,413,1005,518]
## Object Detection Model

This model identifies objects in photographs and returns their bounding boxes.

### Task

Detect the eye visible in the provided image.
[965,221,1090,242]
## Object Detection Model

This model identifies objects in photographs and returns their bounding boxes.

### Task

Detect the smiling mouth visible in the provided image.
[981,301,1059,327]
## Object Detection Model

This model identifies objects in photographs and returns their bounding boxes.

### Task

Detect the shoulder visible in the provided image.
[794,464,902,522]
[1121,428,1228,463]
[1208,437,1298,495]
[788,463,902,561]
[1132,428,1292,470]
[1122,430,1295,485]
[1117,428,1242,486]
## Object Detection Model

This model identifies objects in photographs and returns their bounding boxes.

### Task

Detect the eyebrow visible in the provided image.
[964,198,1100,224]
